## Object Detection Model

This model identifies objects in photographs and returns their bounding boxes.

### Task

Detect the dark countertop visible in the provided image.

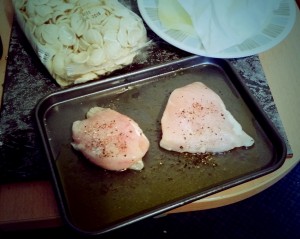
[0,19,291,184]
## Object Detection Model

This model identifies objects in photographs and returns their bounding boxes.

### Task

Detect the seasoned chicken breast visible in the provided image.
[71,107,150,171]
[160,82,254,153]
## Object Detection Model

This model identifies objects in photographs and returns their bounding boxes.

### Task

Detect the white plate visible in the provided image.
[137,0,296,58]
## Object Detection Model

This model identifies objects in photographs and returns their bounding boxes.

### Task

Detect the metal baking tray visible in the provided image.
[35,56,286,236]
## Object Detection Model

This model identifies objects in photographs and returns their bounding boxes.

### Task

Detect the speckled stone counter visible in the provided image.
[0,20,291,183]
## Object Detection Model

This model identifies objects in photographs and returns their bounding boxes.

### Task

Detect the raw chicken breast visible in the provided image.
[160,82,254,154]
[71,107,150,171]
